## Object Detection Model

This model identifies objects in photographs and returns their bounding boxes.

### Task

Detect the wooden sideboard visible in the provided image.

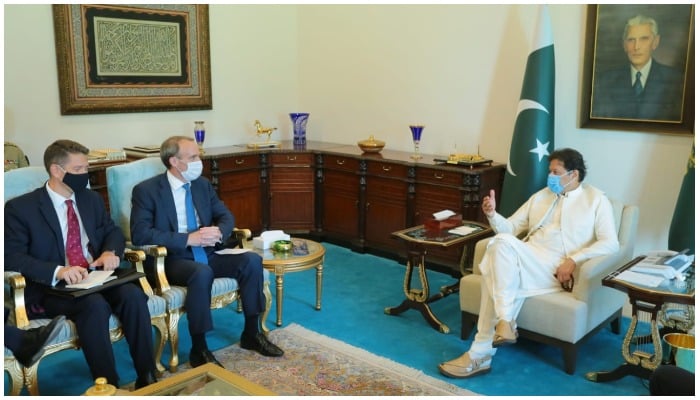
[194,141,505,277]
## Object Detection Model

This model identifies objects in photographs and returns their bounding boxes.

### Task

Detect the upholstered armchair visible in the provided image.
[459,198,639,374]
[106,157,270,373]
[3,167,168,395]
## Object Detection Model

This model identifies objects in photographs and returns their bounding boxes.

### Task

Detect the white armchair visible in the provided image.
[459,198,639,374]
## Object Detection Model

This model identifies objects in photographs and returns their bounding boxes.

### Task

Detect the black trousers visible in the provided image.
[164,252,265,336]
[649,364,695,396]
[42,282,155,386]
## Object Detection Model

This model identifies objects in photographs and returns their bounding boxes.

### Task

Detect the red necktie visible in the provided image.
[65,199,89,268]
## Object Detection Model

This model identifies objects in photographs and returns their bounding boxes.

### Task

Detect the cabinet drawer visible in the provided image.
[323,155,359,173]
[415,167,463,186]
[270,153,313,165]
[366,161,407,179]
[213,155,260,171]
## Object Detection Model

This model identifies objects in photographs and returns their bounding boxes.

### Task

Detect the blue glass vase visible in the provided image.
[289,113,309,146]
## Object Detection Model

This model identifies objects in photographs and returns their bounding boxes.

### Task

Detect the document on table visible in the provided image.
[65,270,116,289]
[615,270,665,288]
[215,248,251,255]
[448,226,478,236]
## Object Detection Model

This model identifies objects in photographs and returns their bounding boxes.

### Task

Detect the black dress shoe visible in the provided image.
[14,315,66,368]
[189,349,224,368]
[134,371,158,389]
[240,332,284,357]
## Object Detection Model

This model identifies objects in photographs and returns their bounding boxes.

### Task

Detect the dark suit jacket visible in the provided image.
[592,59,685,121]
[4,187,126,308]
[130,173,234,260]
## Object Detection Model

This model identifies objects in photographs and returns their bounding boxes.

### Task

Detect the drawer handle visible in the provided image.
[433,173,444,179]
[382,165,392,172]
[235,159,245,165]
[287,155,297,161]
[336,159,346,165]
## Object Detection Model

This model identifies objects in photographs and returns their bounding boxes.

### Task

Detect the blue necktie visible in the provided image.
[633,71,643,96]
[185,183,208,264]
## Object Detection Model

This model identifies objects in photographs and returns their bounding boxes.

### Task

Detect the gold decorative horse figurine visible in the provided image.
[254,120,277,143]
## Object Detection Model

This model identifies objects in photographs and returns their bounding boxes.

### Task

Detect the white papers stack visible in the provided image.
[448,226,478,236]
[615,270,665,288]
[66,270,116,289]
[214,248,251,255]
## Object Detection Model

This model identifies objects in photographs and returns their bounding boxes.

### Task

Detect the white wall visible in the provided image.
[4,4,695,255]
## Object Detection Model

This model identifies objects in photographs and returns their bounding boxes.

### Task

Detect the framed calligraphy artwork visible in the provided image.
[53,4,212,115]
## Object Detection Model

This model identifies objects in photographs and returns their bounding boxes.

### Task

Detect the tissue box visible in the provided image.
[252,230,291,250]
[424,214,462,236]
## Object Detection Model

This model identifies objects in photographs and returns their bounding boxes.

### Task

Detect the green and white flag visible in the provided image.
[668,142,694,254]
[499,5,555,216]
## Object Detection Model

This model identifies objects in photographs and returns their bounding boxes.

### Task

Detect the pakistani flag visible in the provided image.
[499,5,555,216]
[668,142,694,254]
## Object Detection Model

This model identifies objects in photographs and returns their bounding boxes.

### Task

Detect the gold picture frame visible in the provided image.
[53,4,212,115]
[579,4,694,135]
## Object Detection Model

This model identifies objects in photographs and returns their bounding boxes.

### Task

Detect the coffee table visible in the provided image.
[253,238,325,329]
[125,363,274,395]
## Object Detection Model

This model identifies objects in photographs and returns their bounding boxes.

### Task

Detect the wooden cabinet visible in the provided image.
[412,164,504,269]
[267,152,315,232]
[88,161,127,213]
[319,154,361,246]
[363,160,409,254]
[189,143,504,277]
[209,154,264,234]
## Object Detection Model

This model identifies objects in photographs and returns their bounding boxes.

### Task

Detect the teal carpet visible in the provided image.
[6,242,651,396]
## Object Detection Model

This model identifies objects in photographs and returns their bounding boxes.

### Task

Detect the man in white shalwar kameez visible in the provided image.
[439,148,619,378]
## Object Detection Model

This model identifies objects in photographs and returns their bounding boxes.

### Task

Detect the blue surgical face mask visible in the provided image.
[547,171,573,195]
[179,159,203,182]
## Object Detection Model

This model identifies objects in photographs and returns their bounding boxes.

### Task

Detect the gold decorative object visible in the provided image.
[247,120,280,149]
[357,135,385,153]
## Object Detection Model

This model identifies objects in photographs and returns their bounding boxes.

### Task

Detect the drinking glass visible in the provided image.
[409,125,424,160]
[194,121,205,153]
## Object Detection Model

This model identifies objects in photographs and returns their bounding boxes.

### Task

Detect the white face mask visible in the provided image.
[179,160,203,182]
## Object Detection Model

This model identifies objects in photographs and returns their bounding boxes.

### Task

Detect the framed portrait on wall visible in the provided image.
[579,4,694,135]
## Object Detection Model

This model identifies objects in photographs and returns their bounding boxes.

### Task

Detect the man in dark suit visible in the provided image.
[4,140,157,388]
[130,136,283,368]
[592,14,685,121]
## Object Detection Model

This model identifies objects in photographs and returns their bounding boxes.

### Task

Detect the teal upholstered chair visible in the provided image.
[106,157,271,372]
[3,166,168,395]
[459,197,639,374]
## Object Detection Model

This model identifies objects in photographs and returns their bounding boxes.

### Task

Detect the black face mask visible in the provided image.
[63,172,89,193]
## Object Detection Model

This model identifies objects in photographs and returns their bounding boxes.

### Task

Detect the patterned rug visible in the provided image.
[155,324,477,396]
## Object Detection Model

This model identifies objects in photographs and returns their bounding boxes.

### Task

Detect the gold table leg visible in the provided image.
[384,245,450,334]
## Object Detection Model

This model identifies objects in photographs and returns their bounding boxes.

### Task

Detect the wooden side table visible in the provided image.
[585,257,695,382]
[385,221,492,333]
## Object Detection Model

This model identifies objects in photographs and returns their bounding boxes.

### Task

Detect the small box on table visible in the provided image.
[424,214,462,237]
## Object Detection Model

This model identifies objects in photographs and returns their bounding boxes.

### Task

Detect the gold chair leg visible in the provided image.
[151,316,168,374]
[166,311,182,373]
[4,357,24,395]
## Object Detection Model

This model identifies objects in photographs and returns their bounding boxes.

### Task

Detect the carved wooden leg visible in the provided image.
[4,357,24,395]
[151,316,167,374]
[166,311,182,373]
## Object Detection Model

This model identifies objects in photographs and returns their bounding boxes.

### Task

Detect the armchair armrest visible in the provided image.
[123,249,156,297]
[4,271,29,328]
[572,252,626,302]
[232,228,253,249]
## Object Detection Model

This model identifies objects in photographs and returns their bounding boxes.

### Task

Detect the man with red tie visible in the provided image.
[4,140,157,389]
